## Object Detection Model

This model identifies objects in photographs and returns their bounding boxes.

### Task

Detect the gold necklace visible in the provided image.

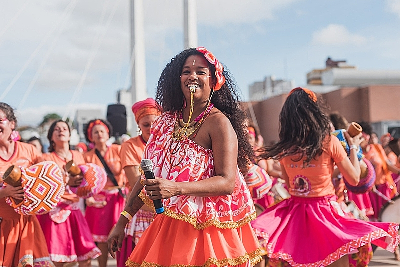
[173,102,213,141]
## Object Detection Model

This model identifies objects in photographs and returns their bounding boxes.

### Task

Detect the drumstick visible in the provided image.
[372,187,395,204]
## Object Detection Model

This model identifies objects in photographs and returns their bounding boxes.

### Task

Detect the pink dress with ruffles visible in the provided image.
[126,112,262,266]
[251,136,400,266]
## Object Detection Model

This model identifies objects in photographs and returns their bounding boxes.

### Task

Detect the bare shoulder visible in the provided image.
[206,109,234,134]
[202,108,236,141]
[193,108,236,150]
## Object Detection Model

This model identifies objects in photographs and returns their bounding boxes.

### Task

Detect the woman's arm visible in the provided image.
[265,158,282,178]
[124,165,141,188]
[124,165,153,212]
[336,132,361,186]
[107,178,145,257]
[386,159,400,175]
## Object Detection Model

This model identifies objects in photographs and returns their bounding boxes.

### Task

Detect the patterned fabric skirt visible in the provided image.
[85,188,126,242]
[0,203,54,267]
[126,214,262,266]
[36,209,101,262]
[267,244,372,267]
[251,195,399,267]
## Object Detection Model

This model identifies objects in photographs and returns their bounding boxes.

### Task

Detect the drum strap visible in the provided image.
[95,149,126,198]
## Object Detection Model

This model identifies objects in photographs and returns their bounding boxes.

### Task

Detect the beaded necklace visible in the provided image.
[173,102,214,141]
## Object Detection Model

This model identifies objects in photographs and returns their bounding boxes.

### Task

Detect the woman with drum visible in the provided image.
[329,113,374,219]
[329,114,375,265]
[82,119,127,267]
[37,120,101,267]
[357,122,400,221]
[0,102,54,267]
[251,88,399,267]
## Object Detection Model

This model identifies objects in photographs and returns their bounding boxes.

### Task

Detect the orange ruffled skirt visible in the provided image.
[127,214,262,266]
[0,201,53,267]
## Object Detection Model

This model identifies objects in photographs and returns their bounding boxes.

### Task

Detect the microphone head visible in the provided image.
[140,159,153,172]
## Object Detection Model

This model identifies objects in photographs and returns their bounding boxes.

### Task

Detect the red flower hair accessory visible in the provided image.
[247,126,256,138]
[287,87,317,102]
[87,119,109,142]
[196,47,226,91]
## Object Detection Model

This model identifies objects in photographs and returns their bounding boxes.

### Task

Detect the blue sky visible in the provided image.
[1,0,399,127]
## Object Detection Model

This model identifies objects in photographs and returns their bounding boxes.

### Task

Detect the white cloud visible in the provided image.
[312,24,367,46]
[197,0,298,26]
[386,0,400,17]
[16,103,107,127]
[0,0,302,99]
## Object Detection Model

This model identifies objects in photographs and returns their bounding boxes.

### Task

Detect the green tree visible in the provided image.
[39,113,61,127]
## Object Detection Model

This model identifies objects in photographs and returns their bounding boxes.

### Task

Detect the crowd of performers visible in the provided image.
[1,46,400,267]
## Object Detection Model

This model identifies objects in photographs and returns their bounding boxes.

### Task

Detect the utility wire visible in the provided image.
[63,0,121,121]
[0,0,76,102]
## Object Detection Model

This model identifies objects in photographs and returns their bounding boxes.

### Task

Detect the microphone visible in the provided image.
[140,159,165,214]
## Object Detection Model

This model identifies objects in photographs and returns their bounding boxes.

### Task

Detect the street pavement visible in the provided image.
[370,247,400,266]
[87,247,400,266]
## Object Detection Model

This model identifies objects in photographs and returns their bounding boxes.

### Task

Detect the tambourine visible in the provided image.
[245,164,272,199]
[344,157,376,194]
[66,161,107,198]
[3,161,65,215]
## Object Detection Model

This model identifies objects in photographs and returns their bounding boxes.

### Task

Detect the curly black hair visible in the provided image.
[83,119,113,143]
[258,88,331,165]
[155,48,254,172]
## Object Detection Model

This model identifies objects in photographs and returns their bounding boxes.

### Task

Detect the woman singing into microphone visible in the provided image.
[108,47,262,266]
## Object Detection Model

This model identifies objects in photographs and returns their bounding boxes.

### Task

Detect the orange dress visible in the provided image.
[365,144,397,221]
[120,136,153,244]
[127,113,262,266]
[0,141,54,267]
[116,136,155,267]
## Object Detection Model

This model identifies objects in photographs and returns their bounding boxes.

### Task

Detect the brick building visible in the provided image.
[244,85,400,146]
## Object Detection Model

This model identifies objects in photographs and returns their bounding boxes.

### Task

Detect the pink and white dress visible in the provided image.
[127,112,262,266]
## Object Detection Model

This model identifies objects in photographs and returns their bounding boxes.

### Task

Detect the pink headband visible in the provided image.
[131,98,162,123]
[196,47,225,91]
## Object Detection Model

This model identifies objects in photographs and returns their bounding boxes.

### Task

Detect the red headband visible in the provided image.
[196,47,225,91]
[87,120,109,142]
[131,98,162,123]
[287,87,317,102]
